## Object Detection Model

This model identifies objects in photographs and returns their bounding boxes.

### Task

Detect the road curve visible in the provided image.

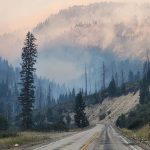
[33,124,144,150]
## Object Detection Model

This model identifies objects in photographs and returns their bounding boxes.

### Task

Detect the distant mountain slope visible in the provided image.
[0,2,148,83]
[33,2,150,59]
[1,2,150,61]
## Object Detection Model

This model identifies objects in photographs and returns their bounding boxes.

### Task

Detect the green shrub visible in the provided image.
[127,119,144,129]
[116,114,126,128]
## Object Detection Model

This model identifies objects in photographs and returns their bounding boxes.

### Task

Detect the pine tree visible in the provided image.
[36,80,43,109]
[66,113,71,128]
[19,32,37,130]
[128,70,134,83]
[46,108,53,122]
[139,77,149,104]
[139,51,150,104]
[121,83,126,95]
[116,114,126,128]
[108,78,117,97]
[115,72,118,87]
[72,88,75,98]
[85,65,88,97]
[135,71,141,81]
[0,115,8,130]
[47,84,52,106]
[74,92,89,128]
[121,70,125,84]
[139,71,150,104]
[102,62,106,90]
[121,70,126,95]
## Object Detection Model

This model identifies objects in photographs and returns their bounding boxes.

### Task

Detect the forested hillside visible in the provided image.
[116,60,150,130]
[0,57,70,128]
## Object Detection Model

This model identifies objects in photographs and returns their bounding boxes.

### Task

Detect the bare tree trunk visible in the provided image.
[102,62,106,90]
[85,65,88,96]
[121,70,125,85]
[115,72,118,87]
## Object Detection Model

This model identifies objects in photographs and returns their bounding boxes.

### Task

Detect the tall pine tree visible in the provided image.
[19,32,37,130]
[74,92,89,128]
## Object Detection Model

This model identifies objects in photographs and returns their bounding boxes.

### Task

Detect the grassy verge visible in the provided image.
[119,125,150,149]
[0,125,95,149]
[0,131,18,138]
[121,125,150,141]
[0,131,75,150]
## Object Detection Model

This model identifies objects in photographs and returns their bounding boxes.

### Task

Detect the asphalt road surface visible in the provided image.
[33,124,144,150]
[91,124,143,150]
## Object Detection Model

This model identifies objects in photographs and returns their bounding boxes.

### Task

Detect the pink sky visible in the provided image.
[0,0,100,34]
[0,0,149,34]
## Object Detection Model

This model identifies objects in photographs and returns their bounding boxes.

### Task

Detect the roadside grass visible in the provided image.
[0,132,49,149]
[0,125,94,149]
[0,131,75,150]
[121,125,150,141]
[0,130,18,139]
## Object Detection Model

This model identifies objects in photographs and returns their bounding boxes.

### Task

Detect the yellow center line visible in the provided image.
[80,132,99,150]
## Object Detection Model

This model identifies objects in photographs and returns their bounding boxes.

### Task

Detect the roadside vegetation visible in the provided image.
[116,60,150,130]
[120,125,150,149]
[121,125,150,142]
[0,131,75,150]
[116,58,150,147]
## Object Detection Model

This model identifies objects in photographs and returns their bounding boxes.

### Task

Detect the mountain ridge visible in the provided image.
[0,2,147,82]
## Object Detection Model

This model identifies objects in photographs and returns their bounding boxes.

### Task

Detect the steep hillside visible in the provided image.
[33,2,150,60]
[86,92,139,125]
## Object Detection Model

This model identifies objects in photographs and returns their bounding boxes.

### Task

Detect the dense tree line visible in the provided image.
[57,88,75,104]
[99,69,141,101]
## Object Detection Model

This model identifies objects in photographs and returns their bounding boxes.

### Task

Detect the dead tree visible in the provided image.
[121,70,125,85]
[102,62,106,90]
[115,72,118,87]
[84,65,88,96]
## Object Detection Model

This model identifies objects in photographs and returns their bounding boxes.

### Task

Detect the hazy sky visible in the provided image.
[0,0,150,83]
[0,0,98,34]
[0,0,150,34]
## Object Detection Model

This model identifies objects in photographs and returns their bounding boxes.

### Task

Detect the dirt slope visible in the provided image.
[86,92,139,125]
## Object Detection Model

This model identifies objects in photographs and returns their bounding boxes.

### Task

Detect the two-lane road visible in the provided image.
[33,124,144,150]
